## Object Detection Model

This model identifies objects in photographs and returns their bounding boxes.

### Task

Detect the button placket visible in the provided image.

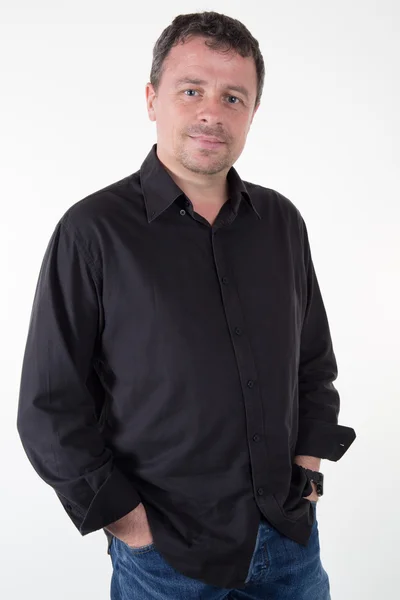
[211,230,269,505]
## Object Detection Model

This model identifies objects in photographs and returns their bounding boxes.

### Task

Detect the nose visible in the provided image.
[197,95,223,126]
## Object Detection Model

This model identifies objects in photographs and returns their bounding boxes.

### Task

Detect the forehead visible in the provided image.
[162,35,257,87]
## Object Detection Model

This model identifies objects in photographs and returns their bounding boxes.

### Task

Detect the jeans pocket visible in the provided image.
[124,540,156,554]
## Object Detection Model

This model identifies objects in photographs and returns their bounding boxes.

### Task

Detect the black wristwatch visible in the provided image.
[301,468,324,497]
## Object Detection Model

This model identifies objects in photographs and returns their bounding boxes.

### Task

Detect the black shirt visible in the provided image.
[16,143,356,589]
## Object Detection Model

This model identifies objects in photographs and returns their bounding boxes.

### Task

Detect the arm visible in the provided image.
[293,217,356,463]
[16,213,141,536]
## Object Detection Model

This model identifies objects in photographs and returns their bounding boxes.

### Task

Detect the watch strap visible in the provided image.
[301,467,324,496]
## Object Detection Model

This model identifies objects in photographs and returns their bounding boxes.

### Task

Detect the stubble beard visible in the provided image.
[176,137,233,176]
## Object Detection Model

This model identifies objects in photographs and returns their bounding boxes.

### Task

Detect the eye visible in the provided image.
[184,89,199,96]
[227,95,241,104]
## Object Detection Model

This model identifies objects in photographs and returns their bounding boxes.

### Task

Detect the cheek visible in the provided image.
[156,99,183,123]
[157,111,181,138]
[167,104,190,131]
[235,117,252,140]
[230,122,247,144]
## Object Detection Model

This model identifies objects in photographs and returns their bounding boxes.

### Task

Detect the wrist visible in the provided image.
[104,504,142,535]
[293,455,321,472]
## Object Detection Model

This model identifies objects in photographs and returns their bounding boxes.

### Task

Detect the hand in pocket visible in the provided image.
[105,502,154,548]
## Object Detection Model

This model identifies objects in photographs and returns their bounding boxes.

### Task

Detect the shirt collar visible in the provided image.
[140,143,261,222]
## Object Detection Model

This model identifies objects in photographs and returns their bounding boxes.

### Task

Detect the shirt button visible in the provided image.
[234,327,242,335]
[180,209,186,216]
[247,379,255,388]
[257,487,264,496]
[221,276,229,284]
[253,434,260,442]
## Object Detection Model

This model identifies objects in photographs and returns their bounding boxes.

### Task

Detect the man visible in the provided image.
[16,10,356,600]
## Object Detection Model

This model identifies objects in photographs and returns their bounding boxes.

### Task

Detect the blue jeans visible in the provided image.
[109,501,331,599]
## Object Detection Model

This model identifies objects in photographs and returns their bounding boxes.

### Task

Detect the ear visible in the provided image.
[145,83,157,122]
[250,102,260,125]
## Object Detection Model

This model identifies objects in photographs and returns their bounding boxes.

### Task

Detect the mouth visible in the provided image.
[189,135,225,149]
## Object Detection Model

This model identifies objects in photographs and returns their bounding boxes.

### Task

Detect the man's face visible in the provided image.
[146,35,259,176]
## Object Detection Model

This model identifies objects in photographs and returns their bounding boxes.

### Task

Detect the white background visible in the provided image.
[1,1,399,599]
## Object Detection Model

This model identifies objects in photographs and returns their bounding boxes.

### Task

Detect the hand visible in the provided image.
[104,502,154,548]
[293,455,321,504]
[304,480,319,503]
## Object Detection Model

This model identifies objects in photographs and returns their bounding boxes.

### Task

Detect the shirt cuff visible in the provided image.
[79,467,142,535]
[294,418,356,461]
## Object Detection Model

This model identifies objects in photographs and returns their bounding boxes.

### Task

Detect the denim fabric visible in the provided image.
[108,500,330,599]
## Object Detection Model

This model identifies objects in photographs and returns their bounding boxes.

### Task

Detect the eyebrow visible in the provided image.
[174,77,250,100]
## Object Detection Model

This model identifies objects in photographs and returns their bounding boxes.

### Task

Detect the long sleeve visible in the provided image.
[294,217,356,461]
[16,213,141,535]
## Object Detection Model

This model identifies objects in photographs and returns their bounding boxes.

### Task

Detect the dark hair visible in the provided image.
[150,11,265,108]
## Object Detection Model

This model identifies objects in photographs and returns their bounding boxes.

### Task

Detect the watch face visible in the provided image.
[315,473,324,496]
